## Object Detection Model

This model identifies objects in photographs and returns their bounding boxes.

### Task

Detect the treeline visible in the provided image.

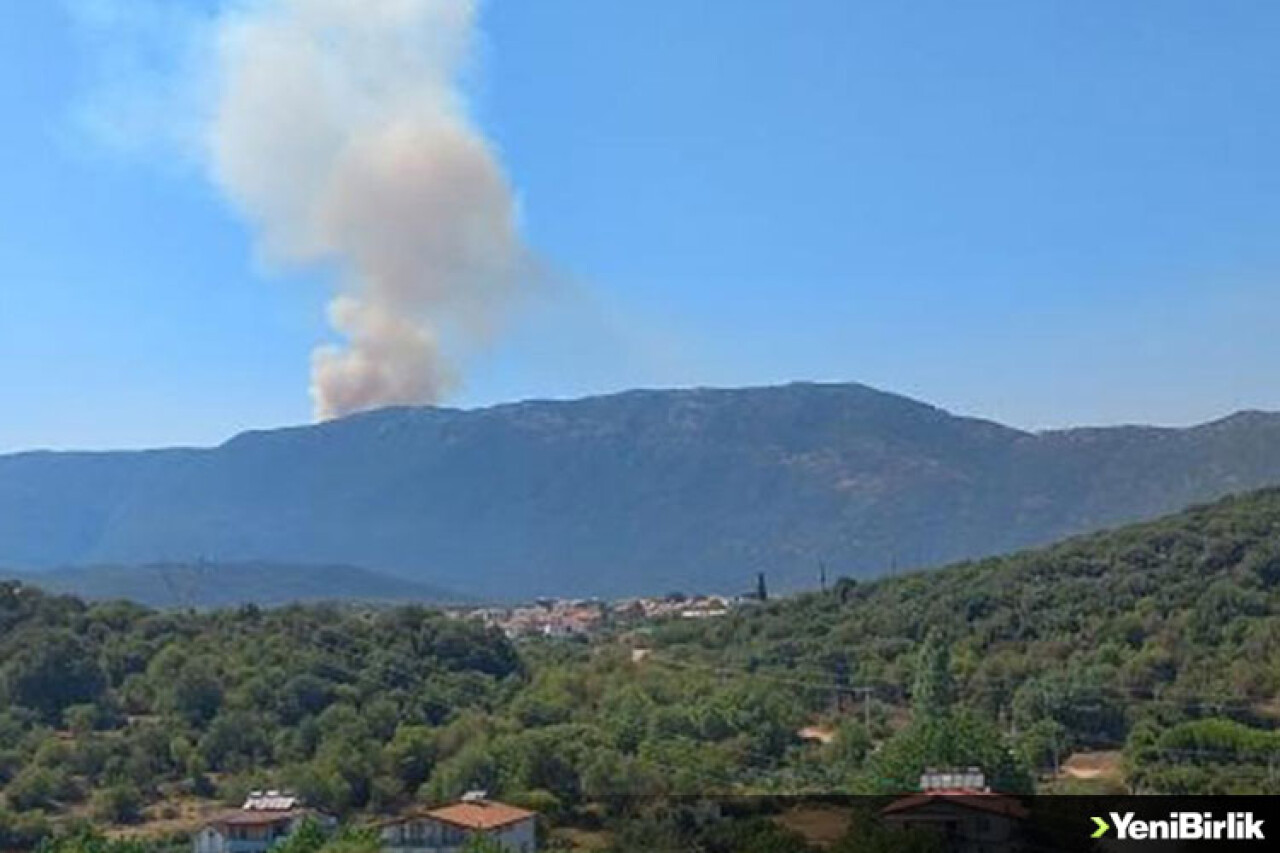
[0,593,521,844]
[0,583,867,847]
[650,488,1280,792]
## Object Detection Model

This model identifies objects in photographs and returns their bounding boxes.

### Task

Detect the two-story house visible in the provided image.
[380,793,536,853]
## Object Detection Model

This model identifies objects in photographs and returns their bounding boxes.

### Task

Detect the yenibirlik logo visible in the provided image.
[1092,811,1265,842]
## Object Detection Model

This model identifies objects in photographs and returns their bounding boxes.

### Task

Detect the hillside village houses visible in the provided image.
[465,593,737,639]
[193,791,536,853]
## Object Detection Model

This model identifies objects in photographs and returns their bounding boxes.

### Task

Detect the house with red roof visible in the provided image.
[193,791,336,853]
[881,770,1028,853]
[380,792,537,853]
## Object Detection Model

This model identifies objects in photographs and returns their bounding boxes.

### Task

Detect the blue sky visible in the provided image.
[2,1,1280,451]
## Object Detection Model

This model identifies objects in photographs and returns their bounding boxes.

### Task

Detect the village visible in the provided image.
[455,586,762,641]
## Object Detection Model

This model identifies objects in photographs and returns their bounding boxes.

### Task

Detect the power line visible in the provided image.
[643,651,1273,715]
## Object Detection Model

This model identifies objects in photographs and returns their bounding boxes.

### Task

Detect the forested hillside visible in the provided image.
[0,589,824,848]
[2,489,1279,849]
[5,383,1280,598]
[653,487,1280,793]
[0,596,524,847]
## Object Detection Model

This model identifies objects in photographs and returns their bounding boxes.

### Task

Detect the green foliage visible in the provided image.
[35,827,155,853]
[0,806,51,849]
[460,833,509,853]
[866,712,1032,794]
[909,630,953,723]
[4,630,106,723]
[316,826,382,853]
[90,783,144,825]
[1125,717,1280,794]
[828,721,871,769]
[165,661,224,726]
[650,488,1280,793]
[0,594,520,819]
[269,817,328,853]
[6,765,77,812]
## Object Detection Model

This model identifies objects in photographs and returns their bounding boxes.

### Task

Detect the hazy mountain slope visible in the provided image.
[2,382,1279,599]
[3,561,461,608]
[0,449,193,568]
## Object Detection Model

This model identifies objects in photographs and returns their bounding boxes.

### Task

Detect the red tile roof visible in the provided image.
[425,801,535,831]
[882,793,1029,819]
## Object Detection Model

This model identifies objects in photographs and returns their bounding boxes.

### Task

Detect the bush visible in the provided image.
[62,705,100,736]
[6,766,73,812]
[91,785,144,825]
[0,807,51,849]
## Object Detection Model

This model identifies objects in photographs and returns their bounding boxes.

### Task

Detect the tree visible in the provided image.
[460,834,508,853]
[198,712,271,772]
[166,663,223,727]
[63,704,100,736]
[3,633,105,723]
[828,720,872,769]
[6,766,74,812]
[318,826,382,853]
[865,711,1033,794]
[382,725,436,791]
[422,742,498,803]
[268,817,327,853]
[91,785,144,825]
[0,807,51,850]
[910,630,953,723]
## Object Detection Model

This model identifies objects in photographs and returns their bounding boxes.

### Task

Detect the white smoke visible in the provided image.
[204,0,526,418]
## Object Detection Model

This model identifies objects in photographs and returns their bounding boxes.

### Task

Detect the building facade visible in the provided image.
[380,796,536,853]
[193,792,334,853]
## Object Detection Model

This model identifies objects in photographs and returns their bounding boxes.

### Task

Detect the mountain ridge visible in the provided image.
[2,560,463,609]
[3,381,1280,599]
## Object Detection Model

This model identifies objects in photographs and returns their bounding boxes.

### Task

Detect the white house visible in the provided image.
[193,791,335,853]
[380,794,536,853]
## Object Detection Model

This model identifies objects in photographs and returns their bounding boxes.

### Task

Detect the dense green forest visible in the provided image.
[3,489,1280,849]
[653,487,1280,794]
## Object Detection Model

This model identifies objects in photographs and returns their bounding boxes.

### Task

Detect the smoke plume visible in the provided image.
[207,0,526,419]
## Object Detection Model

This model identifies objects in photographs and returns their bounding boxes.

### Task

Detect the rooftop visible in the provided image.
[209,809,306,828]
[882,793,1029,820]
[423,799,535,831]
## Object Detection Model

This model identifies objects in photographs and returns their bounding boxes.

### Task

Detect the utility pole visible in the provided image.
[832,656,850,714]
[819,560,827,592]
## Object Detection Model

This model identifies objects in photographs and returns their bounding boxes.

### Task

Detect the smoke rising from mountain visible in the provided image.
[207,0,526,418]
